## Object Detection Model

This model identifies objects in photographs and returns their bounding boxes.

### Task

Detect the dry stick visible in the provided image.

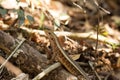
[21,27,119,44]
[32,62,61,80]
[0,39,25,69]
[93,0,110,57]
[93,0,110,14]
[88,61,101,80]
[73,2,84,12]
[0,56,23,76]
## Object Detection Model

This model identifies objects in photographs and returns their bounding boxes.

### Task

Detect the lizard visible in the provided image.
[45,30,90,80]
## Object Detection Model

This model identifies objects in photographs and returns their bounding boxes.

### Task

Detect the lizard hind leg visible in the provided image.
[46,51,58,64]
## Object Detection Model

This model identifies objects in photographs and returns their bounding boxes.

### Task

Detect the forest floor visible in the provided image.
[0,0,120,80]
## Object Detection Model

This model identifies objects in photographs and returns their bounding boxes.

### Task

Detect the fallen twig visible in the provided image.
[89,61,101,80]
[0,56,22,76]
[21,27,119,44]
[33,62,61,80]
[0,39,25,69]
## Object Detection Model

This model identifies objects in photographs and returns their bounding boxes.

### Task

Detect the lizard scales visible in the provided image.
[45,30,90,80]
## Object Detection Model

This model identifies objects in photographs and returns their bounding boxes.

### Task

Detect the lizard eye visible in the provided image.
[48,32,51,35]
[48,32,52,35]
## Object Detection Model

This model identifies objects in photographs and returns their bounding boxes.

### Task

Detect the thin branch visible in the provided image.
[21,27,119,44]
[32,62,61,80]
[88,61,101,80]
[0,39,25,69]
[0,56,22,76]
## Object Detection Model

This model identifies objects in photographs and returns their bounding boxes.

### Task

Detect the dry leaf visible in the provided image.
[69,54,81,60]
[0,0,19,9]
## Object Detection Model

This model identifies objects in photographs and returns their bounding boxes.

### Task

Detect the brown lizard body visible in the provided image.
[45,30,90,80]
